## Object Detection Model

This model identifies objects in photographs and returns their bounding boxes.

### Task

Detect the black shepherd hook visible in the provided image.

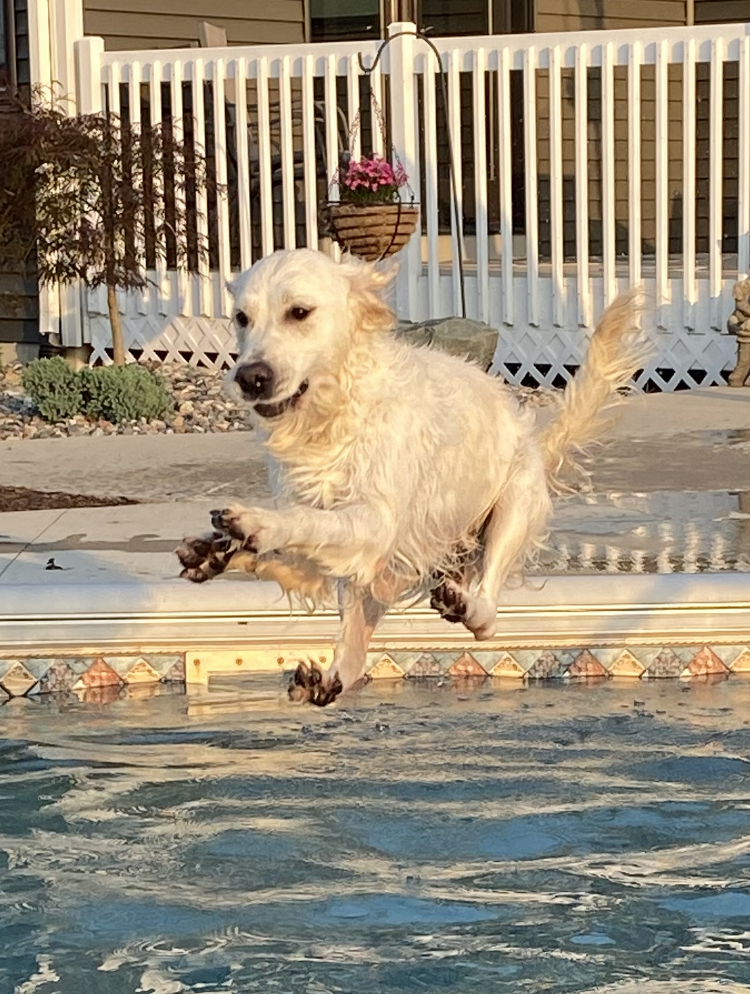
[358,30,467,319]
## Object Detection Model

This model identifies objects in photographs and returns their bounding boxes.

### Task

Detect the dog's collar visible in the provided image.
[253,380,309,419]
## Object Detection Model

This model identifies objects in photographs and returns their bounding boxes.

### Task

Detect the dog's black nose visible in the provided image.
[234,361,275,401]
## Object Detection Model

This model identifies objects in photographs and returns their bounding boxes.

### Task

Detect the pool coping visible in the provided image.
[1,571,749,698]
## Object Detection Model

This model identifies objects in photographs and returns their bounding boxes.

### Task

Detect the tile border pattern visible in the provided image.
[1,643,749,703]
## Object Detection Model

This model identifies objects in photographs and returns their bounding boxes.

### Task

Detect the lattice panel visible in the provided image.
[492,325,736,390]
[88,312,736,389]
[88,316,239,369]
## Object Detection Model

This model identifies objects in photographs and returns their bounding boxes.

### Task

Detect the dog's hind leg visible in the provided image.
[432,456,552,640]
[289,582,388,706]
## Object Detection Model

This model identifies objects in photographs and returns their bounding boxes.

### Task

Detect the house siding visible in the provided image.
[534,0,688,32]
[694,0,750,23]
[83,0,307,51]
[0,1,38,347]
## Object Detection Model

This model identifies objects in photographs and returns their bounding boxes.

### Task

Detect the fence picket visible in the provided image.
[709,37,724,330]
[575,43,591,328]
[301,53,319,251]
[601,40,616,307]
[549,44,565,329]
[682,37,696,330]
[497,46,514,327]
[738,37,750,279]
[473,47,489,324]
[422,51,440,317]
[191,58,210,318]
[523,46,539,327]
[212,58,232,316]
[233,56,253,272]
[655,40,669,326]
[279,55,297,250]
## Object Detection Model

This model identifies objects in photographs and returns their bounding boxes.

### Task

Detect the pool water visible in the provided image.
[2,678,750,994]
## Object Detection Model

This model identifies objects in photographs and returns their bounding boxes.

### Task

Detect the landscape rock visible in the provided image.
[396,316,500,370]
[0,345,554,441]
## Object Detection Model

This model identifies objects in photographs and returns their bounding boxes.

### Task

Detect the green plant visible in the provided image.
[80,365,173,422]
[21,357,173,423]
[21,356,84,421]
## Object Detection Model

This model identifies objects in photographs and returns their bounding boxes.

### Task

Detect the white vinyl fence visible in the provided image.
[29,3,750,388]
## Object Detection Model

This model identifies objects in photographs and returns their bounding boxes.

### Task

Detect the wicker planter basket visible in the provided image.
[326,202,420,261]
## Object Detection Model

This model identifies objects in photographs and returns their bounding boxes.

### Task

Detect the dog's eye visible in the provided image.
[235,310,249,328]
[289,306,311,322]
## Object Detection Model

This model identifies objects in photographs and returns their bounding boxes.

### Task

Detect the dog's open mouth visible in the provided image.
[253,380,309,419]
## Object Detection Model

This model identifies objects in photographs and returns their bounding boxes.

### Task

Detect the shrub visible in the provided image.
[80,365,173,423]
[21,356,84,421]
[21,357,173,423]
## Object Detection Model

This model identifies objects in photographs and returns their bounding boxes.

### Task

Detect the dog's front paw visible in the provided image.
[288,660,343,707]
[176,531,234,582]
[210,503,283,555]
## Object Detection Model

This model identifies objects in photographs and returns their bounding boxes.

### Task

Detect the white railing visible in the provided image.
[28,2,750,388]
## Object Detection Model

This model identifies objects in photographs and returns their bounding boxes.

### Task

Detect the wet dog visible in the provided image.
[177,249,648,706]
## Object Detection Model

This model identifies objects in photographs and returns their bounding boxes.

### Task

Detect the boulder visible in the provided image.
[396,317,499,371]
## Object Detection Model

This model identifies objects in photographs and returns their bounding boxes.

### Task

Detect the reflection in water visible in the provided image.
[545,490,750,574]
[2,678,750,993]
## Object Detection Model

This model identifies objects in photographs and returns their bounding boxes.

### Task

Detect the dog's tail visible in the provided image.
[540,290,650,494]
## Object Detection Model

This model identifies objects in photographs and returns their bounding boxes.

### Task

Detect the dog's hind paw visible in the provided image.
[431,581,497,640]
[288,660,343,707]
[176,532,234,583]
[430,579,467,624]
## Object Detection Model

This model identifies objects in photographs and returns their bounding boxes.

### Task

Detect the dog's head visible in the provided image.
[227,249,395,421]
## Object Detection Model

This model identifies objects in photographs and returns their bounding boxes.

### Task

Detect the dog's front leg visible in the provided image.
[289,583,387,706]
[210,502,385,581]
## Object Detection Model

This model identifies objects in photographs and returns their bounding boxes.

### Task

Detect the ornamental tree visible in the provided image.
[0,93,209,364]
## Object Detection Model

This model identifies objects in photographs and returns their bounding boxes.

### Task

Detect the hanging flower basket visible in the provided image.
[326,152,419,261]
[326,201,420,261]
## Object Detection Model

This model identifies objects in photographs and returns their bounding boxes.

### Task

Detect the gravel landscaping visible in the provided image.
[0,359,554,441]
[0,361,255,440]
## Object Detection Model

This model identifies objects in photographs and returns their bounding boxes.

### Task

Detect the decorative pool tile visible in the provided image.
[605,649,647,678]
[526,650,568,679]
[1,638,750,706]
[644,648,685,679]
[490,652,527,678]
[367,654,406,680]
[0,661,39,697]
[682,646,730,678]
[123,659,162,685]
[163,658,186,682]
[446,652,488,678]
[38,661,78,694]
[71,658,123,691]
[728,648,750,672]
[709,644,748,666]
[567,650,608,679]
[405,653,442,678]
[512,649,547,672]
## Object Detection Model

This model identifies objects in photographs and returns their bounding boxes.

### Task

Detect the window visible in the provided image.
[309,0,532,41]
[420,0,489,35]
[310,0,381,41]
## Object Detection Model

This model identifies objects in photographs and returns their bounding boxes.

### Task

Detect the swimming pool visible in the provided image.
[1,677,749,993]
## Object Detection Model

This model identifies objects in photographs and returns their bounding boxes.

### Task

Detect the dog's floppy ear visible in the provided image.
[338,254,397,334]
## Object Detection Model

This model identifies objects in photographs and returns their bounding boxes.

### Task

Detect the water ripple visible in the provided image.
[2,678,750,992]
